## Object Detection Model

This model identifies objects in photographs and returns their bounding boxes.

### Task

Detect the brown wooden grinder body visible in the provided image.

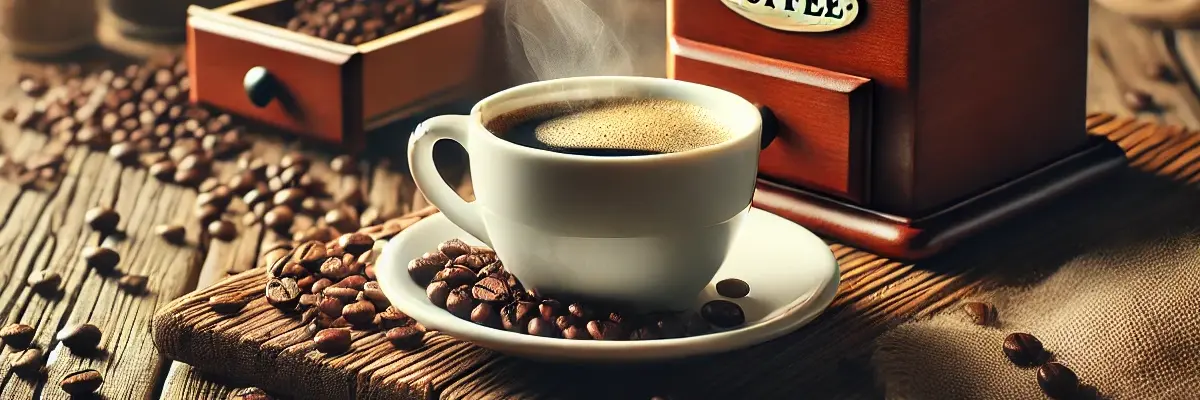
[669,0,1126,259]
[186,0,486,151]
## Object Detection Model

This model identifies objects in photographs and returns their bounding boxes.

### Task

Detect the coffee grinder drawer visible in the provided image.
[669,37,872,204]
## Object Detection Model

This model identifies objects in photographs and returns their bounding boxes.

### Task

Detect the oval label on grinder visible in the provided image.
[720,0,859,33]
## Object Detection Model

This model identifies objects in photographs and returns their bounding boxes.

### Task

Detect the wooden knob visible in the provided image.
[756,104,778,150]
[243,66,278,108]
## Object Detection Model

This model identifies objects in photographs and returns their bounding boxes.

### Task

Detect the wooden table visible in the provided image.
[2,19,1200,400]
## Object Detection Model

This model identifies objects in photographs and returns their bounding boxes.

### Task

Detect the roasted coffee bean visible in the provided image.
[324,207,359,233]
[243,187,272,206]
[323,287,360,303]
[330,155,357,174]
[333,275,367,290]
[299,294,320,308]
[1037,362,1080,399]
[266,278,302,310]
[963,301,998,326]
[149,160,176,181]
[118,274,149,294]
[297,274,317,292]
[335,187,365,208]
[527,318,560,338]
[539,299,565,321]
[446,285,476,319]
[563,325,592,340]
[433,265,476,287]
[179,152,211,171]
[426,281,451,308]
[363,281,387,303]
[57,323,102,352]
[470,302,500,327]
[313,328,351,354]
[715,278,750,299]
[568,303,593,321]
[10,348,43,376]
[438,239,472,259]
[194,204,222,226]
[377,306,410,328]
[386,325,424,350]
[294,241,328,269]
[500,301,537,333]
[337,233,373,256]
[408,252,449,285]
[84,207,120,233]
[155,224,186,244]
[108,142,140,165]
[311,278,334,295]
[83,246,120,273]
[18,77,47,97]
[60,369,103,396]
[198,186,233,209]
[472,276,510,303]
[27,270,61,295]
[273,188,306,208]
[342,300,376,326]
[700,300,745,328]
[229,386,274,400]
[209,293,249,314]
[281,262,308,278]
[264,205,295,232]
[208,220,238,241]
[174,167,206,186]
[0,323,35,348]
[587,320,623,340]
[1003,332,1046,367]
[228,171,257,195]
[554,315,575,331]
[317,296,344,318]
[319,256,352,280]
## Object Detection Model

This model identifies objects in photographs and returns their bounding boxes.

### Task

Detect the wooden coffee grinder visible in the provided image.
[668,0,1126,260]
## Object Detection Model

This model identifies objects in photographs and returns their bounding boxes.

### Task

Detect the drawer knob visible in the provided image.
[756,104,778,150]
[243,66,278,108]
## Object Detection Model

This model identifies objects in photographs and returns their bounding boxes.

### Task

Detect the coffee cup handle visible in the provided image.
[407,115,491,245]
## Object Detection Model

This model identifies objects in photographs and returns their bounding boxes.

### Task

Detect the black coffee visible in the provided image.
[485,98,733,157]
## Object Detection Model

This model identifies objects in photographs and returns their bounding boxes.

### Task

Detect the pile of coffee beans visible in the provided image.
[282,0,451,45]
[409,239,750,340]
[963,301,1088,399]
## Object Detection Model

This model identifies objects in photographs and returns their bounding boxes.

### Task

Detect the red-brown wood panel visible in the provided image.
[671,37,872,203]
[187,8,361,145]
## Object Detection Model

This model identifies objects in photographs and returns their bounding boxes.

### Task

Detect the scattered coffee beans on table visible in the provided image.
[1036,362,1080,399]
[281,0,452,45]
[408,239,745,341]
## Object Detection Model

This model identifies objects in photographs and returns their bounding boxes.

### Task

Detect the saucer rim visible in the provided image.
[376,208,840,362]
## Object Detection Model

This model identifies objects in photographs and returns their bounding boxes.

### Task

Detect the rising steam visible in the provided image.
[503,0,637,81]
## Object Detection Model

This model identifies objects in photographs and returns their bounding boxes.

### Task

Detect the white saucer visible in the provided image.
[375,208,840,363]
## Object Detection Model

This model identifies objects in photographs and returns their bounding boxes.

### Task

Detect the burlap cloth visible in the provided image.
[872,233,1200,399]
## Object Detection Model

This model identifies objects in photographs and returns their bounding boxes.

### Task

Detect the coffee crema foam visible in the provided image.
[486,98,734,155]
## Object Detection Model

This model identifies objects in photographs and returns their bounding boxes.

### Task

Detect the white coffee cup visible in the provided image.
[407,76,762,311]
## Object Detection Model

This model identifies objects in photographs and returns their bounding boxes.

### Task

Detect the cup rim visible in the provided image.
[469,76,762,164]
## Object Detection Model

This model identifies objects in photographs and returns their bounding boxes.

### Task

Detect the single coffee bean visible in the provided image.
[563,325,592,340]
[377,306,411,329]
[299,294,320,308]
[293,241,328,269]
[154,224,186,245]
[426,281,451,308]
[472,276,511,303]
[330,155,357,174]
[57,323,102,352]
[363,281,387,303]
[322,287,360,303]
[715,278,750,299]
[208,220,237,241]
[149,160,177,181]
[311,278,334,295]
[229,386,274,400]
[317,296,344,318]
[700,300,745,328]
[83,246,120,273]
[500,301,536,333]
[452,254,488,271]
[279,152,309,170]
[438,239,472,259]
[108,142,140,165]
[433,265,476,287]
[963,301,998,326]
[408,252,449,285]
[467,301,500,326]
[386,325,424,350]
[316,257,349,280]
[10,348,42,376]
[197,185,233,209]
[342,300,376,326]
[263,206,295,232]
[273,188,306,208]
[266,278,302,310]
[84,207,120,233]
[1037,362,1080,399]
[333,275,367,290]
[60,369,103,396]
[568,303,593,321]
[1003,332,1046,367]
[0,323,35,348]
[587,320,623,340]
[174,167,207,186]
[539,299,565,321]
[555,315,575,330]
[337,233,373,256]
[324,207,359,234]
[527,318,560,338]
[313,328,351,354]
[27,270,62,295]
[208,293,249,314]
[118,274,149,294]
[243,187,272,206]
[445,285,476,319]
